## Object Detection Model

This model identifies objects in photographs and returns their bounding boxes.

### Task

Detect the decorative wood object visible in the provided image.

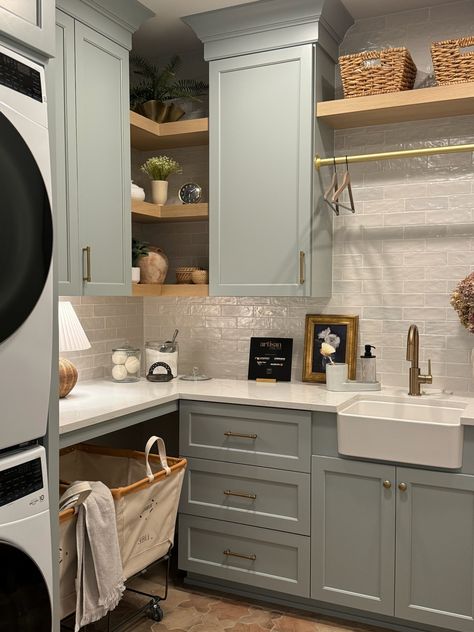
[59,358,78,398]
[132,201,208,223]
[130,111,208,150]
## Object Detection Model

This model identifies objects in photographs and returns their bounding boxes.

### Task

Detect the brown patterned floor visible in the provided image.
[85,566,390,632]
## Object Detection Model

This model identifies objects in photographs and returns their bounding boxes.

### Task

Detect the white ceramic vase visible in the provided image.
[131,267,140,284]
[151,180,168,205]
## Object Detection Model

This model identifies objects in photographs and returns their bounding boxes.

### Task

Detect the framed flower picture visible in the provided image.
[302,314,359,383]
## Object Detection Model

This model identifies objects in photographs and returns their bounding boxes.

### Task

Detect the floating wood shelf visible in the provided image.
[130,111,209,150]
[132,284,209,297]
[317,83,474,129]
[132,201,208,223]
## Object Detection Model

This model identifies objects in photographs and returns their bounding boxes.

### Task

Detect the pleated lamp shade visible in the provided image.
[58,302,91,398]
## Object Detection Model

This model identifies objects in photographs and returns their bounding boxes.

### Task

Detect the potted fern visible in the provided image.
[130,54,208,123]
[132,238,149,284]
[141,156,181,205]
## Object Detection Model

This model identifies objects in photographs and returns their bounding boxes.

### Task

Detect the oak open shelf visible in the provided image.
[132,284,209,297]
[317,82,474,129]
[130,111,209,149]
[132,201,208,223]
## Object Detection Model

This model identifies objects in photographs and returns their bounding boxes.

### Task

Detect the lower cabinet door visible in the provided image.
[311,456,396,615]
[395,467,474,632]
[179,515,310,597]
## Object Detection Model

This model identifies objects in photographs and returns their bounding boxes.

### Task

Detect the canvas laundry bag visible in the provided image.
[59,437,186,588]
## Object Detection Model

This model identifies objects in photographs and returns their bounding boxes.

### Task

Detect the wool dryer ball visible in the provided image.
[125,356,140,374]
[112,364,128,381]
[112,350,128,365]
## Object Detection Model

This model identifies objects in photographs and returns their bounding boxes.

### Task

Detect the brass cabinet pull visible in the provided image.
[224,490,257,500]
[383,480,392,489]
[398,482,408,492]
[224,431,257,439]
[82,246,91,282]
[299,251,305,284]
[223,549,256,561]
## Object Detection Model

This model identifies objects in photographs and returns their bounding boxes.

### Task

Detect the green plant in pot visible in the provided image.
[130,54,208,123]
[141,156,181,205]
[132,238,149,284]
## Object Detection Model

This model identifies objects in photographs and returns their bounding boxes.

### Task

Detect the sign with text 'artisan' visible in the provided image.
[248,337,293,382]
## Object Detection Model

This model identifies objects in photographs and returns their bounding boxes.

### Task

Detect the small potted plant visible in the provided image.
[131,238,149,284]
[141,155,181,205]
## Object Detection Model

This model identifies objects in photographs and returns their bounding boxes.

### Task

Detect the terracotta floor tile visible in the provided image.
[228,623,273,632]
[159,605,203,630]
[270,614,327,632]
[179,592,221,613]
[238,606,280,629]
[209,600,253,621]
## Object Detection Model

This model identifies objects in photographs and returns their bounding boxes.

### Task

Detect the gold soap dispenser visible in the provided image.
[360,345,377,383]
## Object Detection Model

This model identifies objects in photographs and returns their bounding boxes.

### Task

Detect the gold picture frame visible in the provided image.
[302,314,359,383]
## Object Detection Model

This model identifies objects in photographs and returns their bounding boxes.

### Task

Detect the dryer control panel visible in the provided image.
[0,457,43,507]
[0,51,42,102]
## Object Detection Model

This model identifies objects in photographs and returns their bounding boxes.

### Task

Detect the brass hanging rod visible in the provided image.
[314,143,474,170]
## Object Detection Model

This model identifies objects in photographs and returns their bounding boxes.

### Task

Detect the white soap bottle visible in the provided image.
[360,345,377,383]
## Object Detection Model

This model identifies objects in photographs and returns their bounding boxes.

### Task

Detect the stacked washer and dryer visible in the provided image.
[0,44,54,631]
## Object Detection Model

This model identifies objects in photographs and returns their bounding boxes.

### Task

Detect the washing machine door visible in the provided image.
[0,110,53,345]
[0,542,51,630]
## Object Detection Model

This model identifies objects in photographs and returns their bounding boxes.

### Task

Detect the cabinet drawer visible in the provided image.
[178,515,310,597]
[179,401,311,472]
[180,458,310,535]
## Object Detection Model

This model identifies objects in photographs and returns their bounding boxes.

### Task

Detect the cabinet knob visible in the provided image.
[382,480,392,489]
[398,482,408,492]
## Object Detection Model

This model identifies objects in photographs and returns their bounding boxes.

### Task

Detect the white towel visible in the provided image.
[75,481,125,631]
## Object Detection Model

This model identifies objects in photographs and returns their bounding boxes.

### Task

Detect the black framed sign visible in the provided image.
[248,337,293,381]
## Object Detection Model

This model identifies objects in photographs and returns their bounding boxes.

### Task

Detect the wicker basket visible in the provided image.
[431,36,474,85]
[339,47,417,98]
[175,266,200,283]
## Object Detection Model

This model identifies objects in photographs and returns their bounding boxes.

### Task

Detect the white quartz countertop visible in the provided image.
[59,377,474,437]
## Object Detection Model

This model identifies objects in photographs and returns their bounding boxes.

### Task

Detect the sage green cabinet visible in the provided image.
[53,1,152,296]
[311,456,396,615]
[0,0,55,58]
[313,457,474,631]
[209,45,313,297]
[395,468,474,632]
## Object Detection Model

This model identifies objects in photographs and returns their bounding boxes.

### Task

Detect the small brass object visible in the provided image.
[383,480,392,489]
[224,431,257,439]
[398,482,408,492]
[223,549,256,561]
[224,490,257,500]
[299,251,305,284]
[82,246,91,282]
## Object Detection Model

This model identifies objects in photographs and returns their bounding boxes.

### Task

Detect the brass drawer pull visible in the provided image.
[224,490,257,500]
[82,246,91,282]
[383,480,392,489]
[224,431,257,439]
[223,549,256,561]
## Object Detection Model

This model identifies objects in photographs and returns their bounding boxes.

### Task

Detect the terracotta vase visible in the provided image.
[138,247,168,284]
[151,180,168,205]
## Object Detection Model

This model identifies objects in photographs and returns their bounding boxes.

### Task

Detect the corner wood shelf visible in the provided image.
[132,284,209,297]
[132,201,208,223]
[317,82,474,129]
[130,111,209,150]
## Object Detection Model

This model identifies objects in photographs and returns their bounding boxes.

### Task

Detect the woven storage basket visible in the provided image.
[339,47,417,98]
[176,266,199,283]
[431,36,474,85]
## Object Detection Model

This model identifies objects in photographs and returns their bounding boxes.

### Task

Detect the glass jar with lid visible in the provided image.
[145,340,178,378]
[111,347,141,382]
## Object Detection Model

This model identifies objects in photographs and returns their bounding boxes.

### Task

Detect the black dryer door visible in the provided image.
[0,110,53,344]
[0,541,52,631]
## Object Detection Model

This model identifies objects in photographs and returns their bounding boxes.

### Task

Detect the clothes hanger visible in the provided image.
[332,156,355,213]
[323,157,340,215]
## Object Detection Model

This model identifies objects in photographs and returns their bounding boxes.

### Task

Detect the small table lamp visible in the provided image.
[58,301,91,398]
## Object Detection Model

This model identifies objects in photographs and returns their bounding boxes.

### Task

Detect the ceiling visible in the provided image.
[133,0,460,57]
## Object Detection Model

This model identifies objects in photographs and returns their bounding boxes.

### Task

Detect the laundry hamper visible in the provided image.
[59,437,186,619]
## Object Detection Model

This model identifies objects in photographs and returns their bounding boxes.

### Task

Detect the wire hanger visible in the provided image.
[332,156,355,213]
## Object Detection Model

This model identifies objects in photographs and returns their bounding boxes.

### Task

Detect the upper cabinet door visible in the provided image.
[0,0,55,58]
[209,45,313,296]
[54,11,81,296]
[75,22,131,296]
[395,468,474,632]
